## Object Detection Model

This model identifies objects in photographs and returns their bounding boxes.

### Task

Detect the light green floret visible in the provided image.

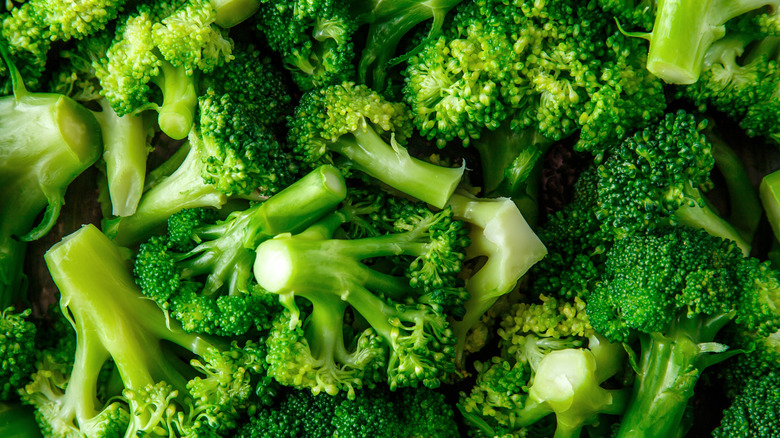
[289,82,465,208]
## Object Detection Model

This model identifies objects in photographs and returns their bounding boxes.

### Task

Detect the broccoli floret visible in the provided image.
[594,110,750,254]
[403,0,666,155]
[254,202,470,395]
[713,371,780,438]
[288,81,464,208]
[104,43,298,246]
[254,0,357,90]
[0,308,35,401]
[96,0,259,139]
[238,385,459,438]
[22,224,265,437]
[446,191,547,367]
[134,165,348,336]
[587,226,780,438]
[459,295,629,438]
[597,0,779,84]
[677,33,780,144]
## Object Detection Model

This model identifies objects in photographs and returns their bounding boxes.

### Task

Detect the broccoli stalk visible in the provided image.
[133,164,348,336]
[289,82,464,209]
[447,192,547,367]
[254,204,468,394]
[24,224,263,437]
[634,0,779,84]
[760,167,780,242]
[0,402,42,438]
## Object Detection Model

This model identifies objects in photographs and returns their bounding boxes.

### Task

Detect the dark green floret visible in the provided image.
[713,371,780,438]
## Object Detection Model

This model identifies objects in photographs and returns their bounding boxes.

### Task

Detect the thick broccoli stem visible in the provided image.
[646,0,775,83]
[152,60,197,140]
[447,193,547,368]
[336,123,464,208]
[44,225,220,423]
[94,99,152,217]
[615,312,734,438]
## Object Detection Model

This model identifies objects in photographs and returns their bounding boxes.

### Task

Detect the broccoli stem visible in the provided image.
[94,99,153,217]
[152,60,197,140]
[211,0,262,28]
[336,123,464,208]
[615,312,734,438]
[646,0,774,83]
[761,168,780,243]
[673,192,750,256]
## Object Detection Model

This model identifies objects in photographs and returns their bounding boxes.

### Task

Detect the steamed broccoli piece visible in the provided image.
[0,47,102,400]
[446,191,547,367]
[350,0,464,90]
[0,0,127,91]
[288,81,464,209]
[459,296,628,438]
[678,33,780,144]
[22,224,264,437]
[104,44,297,246]
[254,0,357,90]
[97,0,254,139]
[403,0,666,155]
[134,165,348,336]
[600,0,780,84]
[587,226,780,438]
[594,110,751,254]
[237,386,459,438]
[254,202,470,395]
[713,371,780,438]
[51,31,157,218]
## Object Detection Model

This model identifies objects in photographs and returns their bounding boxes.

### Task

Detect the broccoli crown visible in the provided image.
[134,165,348,336]
[459,295,627,438]
[238,385,459,438]
[403,0,666,153]
[0,307,36,401]
[713,371,780,438]
[254,202,469,394]
[717,327,780,397]
[254,0,357,90]
[588,226,780,343]
[24,225,265,437]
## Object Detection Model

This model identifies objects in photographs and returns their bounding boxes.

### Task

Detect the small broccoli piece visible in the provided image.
[97,0,251,139]
[713,371,780,438]
[594,110,750,254]
[677,33,780,144]
[134,165,348,336]
[22,224,265,437]
[254,0,357,90]
[254,203,470,395]
[238,385,459,438]
[289,81,464,208]
[459,295,628,438]
[446,191,547,367]
[0,308,35,401]
[600,0,779,84]
[104,44,298,246]
[587,226,780,438]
